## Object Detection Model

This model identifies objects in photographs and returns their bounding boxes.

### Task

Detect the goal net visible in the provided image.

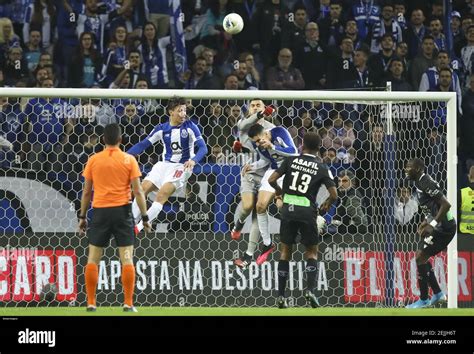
[0,88,465,308]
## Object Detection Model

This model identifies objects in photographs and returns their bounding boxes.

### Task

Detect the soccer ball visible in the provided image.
[40,283,57,302]
[223,13,244,35]
[317,215,327,235]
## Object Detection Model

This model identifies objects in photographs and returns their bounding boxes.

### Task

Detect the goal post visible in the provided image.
[0,87,459,308]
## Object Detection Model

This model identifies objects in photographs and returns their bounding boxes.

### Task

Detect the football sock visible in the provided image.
[85,263,98,307]
[278,260,289,297]
[137,201,163,232]
[427,261,442,294]
[417,263,430,301]
[305,258,318,293]
[257,212,272,246]
[122,264,135,307]
[246,215,260,256]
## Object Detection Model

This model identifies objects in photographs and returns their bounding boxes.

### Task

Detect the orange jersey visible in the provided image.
[82,147,141,208]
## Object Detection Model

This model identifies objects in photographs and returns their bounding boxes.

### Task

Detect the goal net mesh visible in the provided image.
[0,93,462,308]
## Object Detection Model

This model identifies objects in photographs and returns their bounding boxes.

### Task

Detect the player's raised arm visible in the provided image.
[237,105,274,133]
[127,124,163,156]
[189,121,208,163]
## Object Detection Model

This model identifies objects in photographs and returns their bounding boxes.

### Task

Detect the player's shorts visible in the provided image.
[422,226,456,257]
[88,204,135,247]
[144,161,192,195]
[279,205,319,246]
[240,172,263,194]
[259,169,283,193]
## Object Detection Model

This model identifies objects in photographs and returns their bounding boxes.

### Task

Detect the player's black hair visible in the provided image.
[303,132,322,152]
[249,97,264,104]
[167,96,187,113]
[103,123,122,145]
[410,158,425,170]
[247,124,265,138]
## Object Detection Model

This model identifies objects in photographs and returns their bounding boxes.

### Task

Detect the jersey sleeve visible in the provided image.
[275,156,291,176]
[128,154,142,180]
[420,176,443,199]
[82,157,94,181]
[237,112,261,133]
[321,167,336,189]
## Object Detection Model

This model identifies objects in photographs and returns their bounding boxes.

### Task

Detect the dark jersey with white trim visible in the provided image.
[415,174,456,230]
[276,154,336,210]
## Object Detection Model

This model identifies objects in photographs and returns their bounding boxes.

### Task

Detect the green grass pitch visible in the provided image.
[1,307,474,316]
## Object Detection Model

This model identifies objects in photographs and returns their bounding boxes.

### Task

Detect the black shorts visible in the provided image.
[421,227,456,257]
[88,204,135,248]
[279,205,319,246]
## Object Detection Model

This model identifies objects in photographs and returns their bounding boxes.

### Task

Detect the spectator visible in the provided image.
[0,17,20,60]
[281,6,307,52]
[292,111,317,151]
[371,2,404,54]
[394,0,407,30]
[461,25,474,84]
[452,11,464,57]
[406,9,428,59]
[368,34,397,85]
[200,0,232,52]
[318,0,345,47]
[430,0,444,19]
[68,32,102,88]
[322,113,355,151]
[294,22,327,90]
[169,182,212,233]
[23,0,56,53]
[202,47,222,79]
[351,0,380,42]
[109,68,131,89]
[32,65,49,87]
[327,36,354,88]
[429,17,447,51]
[315,0,331,22]
[208,144,225,164]
[410,35,436,90]
[459,166,474,235]
[202,101,232,149]
[333,170,368,234]
[136,22,169,89]
[322,146,338,165]
[265,48,304,90]
[259,0,286,67]
[144,1,170,38]
[119,102,147,151]
[223,73,239,90]
[239,52,261,87]
[232,0,263,52]
[76,0,130,54]
[2,45,29,86]
[0,96,25,164]
[101,25,128,88]
[395,41,410,74]
[183,56,220,89]
[386,57,413,91]
[342,45,379,88]
[461,74,474,165]
[395,185,420,234]
[24,30,42,73]
[420,50,463,112]
[233,59,259,90]
[125,50,142,88]
[344,19,364,51]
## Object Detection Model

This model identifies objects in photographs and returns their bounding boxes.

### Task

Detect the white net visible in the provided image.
[0,90,465,308]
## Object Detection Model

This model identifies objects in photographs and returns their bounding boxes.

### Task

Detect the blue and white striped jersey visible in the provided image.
[127,120,207,163]
[252,126,298,170]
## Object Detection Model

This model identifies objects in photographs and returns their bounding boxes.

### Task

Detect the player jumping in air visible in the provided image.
[244,123,298,266]
[268,132,337,308]
[127,96,208,231]
[232,99,275,269]
[405,158,456,309]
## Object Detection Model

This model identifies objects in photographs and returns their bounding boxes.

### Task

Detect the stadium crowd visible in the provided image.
[0,0,473,233]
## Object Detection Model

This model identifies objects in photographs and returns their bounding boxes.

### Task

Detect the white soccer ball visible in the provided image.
[317,215,327,235]
[223,13,244,35]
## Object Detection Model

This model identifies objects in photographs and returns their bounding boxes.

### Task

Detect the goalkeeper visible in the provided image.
[268,132,337,308]
[405,158,456,309]
[231,99,275,269]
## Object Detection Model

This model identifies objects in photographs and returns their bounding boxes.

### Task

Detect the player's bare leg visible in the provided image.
[85,245,103,311]
[231,192,255,240]
[277,242,293,308]
[255,190,276,265]
[136,182,176,232]
[119,246,137,312]
[304,245,320,308]
[132,180,158,223]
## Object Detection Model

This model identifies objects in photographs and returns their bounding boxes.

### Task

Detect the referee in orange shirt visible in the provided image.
[78,123,151,312]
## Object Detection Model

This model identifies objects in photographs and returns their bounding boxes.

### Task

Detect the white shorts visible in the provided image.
[259,169,283,193]
[144,161,192,195]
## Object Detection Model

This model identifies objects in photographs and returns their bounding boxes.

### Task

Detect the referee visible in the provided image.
[78,123,151,312]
